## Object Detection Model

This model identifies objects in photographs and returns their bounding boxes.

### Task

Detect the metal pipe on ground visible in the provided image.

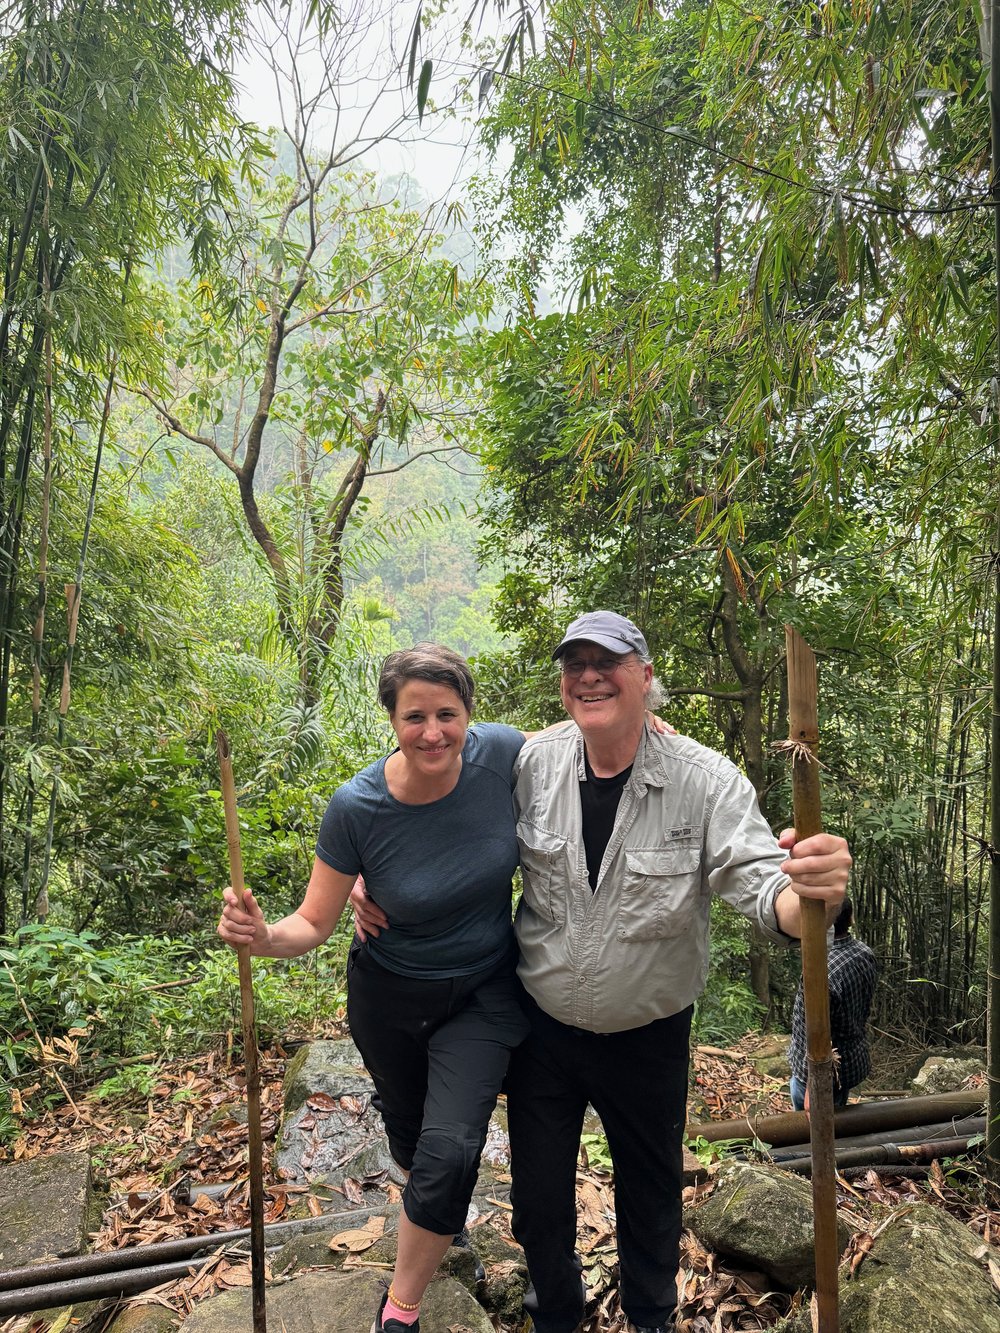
[111,1181,243,1207]
[687,1089,984,1149]
[838,1164,934,1180]
[0,1207,375,1294]
[778,1133,980,1176]
[0,1257,221,1318]
[766,1115,986,1161]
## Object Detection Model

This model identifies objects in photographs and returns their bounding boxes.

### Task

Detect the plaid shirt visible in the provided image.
[789,935,879,1091]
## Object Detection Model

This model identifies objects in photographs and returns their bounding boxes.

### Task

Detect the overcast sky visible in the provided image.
[231,1,496,200]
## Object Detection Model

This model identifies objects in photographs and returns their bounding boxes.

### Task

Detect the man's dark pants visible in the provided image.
[506,996,692,1333]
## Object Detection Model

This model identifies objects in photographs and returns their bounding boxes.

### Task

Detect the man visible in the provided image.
[505,611,850,1333]
[787,896,877,1111]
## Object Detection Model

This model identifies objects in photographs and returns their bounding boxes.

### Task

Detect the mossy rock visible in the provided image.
[179,1267,492,1332]
[474,1224,528,1325]
[685,1162,854,1289]
[281,1039,367,1119]
[748,1033,792,1081]
[0,1150,95,1267]
[464,1221,523,1267]
[270,1212,480,1295]
[270,1209,399,1274]
[911,1055,986,1095]
[106,1303,182,1332]
[837,1202,1000,1332]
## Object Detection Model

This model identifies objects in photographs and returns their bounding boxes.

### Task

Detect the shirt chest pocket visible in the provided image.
[617,844,702,942]
[516,822,568,925]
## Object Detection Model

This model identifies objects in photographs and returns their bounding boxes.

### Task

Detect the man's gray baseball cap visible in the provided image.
[552,611,650,660]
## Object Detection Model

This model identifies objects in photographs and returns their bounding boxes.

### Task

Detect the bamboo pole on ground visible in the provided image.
[216,730,267,1333]
[784,626,840,1332]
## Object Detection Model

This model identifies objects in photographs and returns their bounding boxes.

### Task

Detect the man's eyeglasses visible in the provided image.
[560,655,630,677]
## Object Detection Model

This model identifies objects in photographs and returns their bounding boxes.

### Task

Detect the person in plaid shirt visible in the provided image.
[789,897,878,1109]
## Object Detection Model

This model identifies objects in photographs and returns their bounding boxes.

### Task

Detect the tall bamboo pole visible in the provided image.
[216,730,267,1333]
[785,626,839,1332]
[987,0,1000,1183]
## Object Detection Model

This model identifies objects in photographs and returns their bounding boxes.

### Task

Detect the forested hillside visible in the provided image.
[1,0,998,1250]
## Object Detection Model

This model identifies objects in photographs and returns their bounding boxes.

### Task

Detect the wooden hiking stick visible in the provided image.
[784,626,840,1333]
[216,730,267,1333]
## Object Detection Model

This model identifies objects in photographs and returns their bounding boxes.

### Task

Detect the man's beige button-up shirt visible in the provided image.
[513,722,792,1033]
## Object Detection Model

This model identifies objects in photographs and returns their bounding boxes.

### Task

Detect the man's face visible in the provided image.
[558,641,652,737]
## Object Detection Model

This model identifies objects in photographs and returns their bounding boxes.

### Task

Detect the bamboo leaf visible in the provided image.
[416,59,433,124]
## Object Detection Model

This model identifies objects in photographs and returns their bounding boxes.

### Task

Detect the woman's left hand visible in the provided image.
[646,712,677,736]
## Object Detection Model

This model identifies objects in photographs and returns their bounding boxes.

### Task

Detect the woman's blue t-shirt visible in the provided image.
[316,722,525,979]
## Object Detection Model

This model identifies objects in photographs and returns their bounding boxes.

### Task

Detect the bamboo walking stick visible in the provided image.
[784,626,840,1333]
[216,730,268,1333]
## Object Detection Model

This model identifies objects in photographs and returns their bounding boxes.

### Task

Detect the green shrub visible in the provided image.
[94,1064,158,1103]
[694,899,765,1045]
[0,923,352,1147]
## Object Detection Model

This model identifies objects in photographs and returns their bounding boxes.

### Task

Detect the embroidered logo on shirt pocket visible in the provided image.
[618,844,701,942]
[516,822,568,924]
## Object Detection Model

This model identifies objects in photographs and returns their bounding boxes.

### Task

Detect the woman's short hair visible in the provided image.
[378,644,475,715]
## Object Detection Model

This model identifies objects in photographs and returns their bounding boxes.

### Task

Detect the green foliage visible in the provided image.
[139,133,494,704]
[686,1134,765,1168]
[0,924,351,1143]
[694,900,765,1046]
[580,1131,614,1171]
[94,1064,158,1104]
[0,0,252,932]
[470,0,997,1045]
[0,925,119,1078]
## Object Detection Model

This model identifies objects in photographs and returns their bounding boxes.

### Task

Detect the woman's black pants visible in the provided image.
[347,943,528,1236]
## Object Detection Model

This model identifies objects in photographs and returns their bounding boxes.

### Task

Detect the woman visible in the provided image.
[218,644,530,1333]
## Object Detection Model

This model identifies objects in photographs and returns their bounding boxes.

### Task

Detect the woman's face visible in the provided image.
[389,680,470,785]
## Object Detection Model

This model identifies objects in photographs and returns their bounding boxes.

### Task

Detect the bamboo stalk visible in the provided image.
[987,0,1000,1186]
[216,730,267,1333]
[785,625,840,1332]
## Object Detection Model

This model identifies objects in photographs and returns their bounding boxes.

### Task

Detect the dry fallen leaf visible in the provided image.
[340,1175,365,1205]
[306,1092,340,1111]
[328,1215,386,1252]
[218,1262,254,1287]
[846,1230,875,1277]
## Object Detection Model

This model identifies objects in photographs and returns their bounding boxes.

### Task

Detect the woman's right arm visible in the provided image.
[217,857,359,959]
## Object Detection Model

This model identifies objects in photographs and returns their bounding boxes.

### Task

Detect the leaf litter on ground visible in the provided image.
[2,1028,999,1332]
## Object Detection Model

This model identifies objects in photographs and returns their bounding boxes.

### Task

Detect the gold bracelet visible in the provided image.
[388,1285,420,1312]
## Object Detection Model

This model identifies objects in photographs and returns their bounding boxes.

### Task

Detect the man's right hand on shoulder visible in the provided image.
[351,875,389,942]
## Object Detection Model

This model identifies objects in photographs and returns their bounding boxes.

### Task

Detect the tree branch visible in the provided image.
[137,389,240,474]
[367,444,467,476]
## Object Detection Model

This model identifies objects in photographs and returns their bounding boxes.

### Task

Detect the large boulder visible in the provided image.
[276,1039,404,1205]
[276,1040,513,1214]
[684,1162,854,1290]
[773,1202,1000,1333]
[179,1267,492,1332]
[0,1150,96,1268]
[281,1038,366,1118]
[911,1055,985,1095]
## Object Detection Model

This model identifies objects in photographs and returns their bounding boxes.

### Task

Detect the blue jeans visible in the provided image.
[790,1075,851,1112]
